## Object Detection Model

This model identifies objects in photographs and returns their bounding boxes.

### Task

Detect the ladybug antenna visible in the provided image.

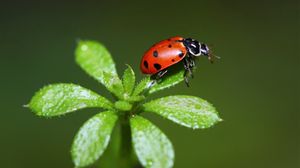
[208,51,221,64]
[206,44,220,64]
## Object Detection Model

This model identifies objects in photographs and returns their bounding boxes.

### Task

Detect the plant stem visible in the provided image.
[119,117,133,168]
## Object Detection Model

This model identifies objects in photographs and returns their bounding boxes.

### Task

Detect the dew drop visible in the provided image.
[81,45,88,51]
[146,159,153,167]
[192,124,199,129]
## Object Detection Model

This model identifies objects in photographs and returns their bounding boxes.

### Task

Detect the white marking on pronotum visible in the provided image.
[190,42,201,56]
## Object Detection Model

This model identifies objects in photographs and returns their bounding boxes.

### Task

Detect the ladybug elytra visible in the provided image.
[140,36,214,86]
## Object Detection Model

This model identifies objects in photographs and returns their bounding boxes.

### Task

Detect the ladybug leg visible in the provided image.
[189,56,195,68]
[189,59,195,79]
[183,58,191,87]
[189,62,194,79]
[157,69,168,78]
[151,69,168,83]
[187,54,197,78]
[184,57,194,79]
[184,70,190,87]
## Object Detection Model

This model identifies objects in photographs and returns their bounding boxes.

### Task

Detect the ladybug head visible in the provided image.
[184,38,218,63]
[183,38,201,56]
[183,38,211,56]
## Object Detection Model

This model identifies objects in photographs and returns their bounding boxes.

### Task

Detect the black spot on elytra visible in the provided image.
[168,44,172,48]
[167,39,171,41]
[153,50,158,57]
[143,60,149,69]
[153,63,162,70]
[172,59,175,62]
[178,51,184,58]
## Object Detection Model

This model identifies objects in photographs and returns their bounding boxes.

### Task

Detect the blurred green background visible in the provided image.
[0,0,298,168]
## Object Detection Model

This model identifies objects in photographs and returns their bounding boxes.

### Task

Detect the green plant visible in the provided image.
[27,40,222,168]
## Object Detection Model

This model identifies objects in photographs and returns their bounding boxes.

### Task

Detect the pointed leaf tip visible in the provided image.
[122,65,136,97]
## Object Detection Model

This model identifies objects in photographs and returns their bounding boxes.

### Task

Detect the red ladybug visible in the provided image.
[140,36,213,86]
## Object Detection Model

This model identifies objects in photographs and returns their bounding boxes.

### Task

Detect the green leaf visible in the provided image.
[71,111,118,167]
[114,100,132,111]
[127,95,146,103]
[28,83,113,117]
[149,70,184,94]
[75,40,118,82]
[122,65,135,97]
[130,116,174,168]
[132,76,151,96]
[75,40,124,99]
[142,95,222,129]
[102,71,125,100]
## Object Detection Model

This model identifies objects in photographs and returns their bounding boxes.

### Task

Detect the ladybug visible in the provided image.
[140,36,213,86]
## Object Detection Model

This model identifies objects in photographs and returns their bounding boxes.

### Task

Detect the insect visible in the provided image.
[140,36,215,86]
